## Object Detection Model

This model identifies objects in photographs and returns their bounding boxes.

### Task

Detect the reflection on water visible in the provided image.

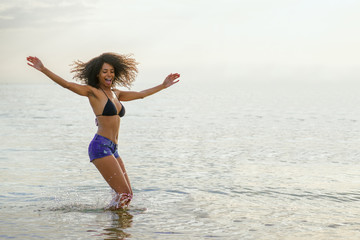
[49,203,135,240]
[92,210,133,240]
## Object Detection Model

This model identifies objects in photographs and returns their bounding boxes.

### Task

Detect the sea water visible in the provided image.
[0,80,360,239]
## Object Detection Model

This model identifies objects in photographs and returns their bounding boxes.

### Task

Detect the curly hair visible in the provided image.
[71,52,138,89]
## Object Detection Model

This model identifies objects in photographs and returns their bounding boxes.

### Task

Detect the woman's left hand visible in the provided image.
[163,73,180,88]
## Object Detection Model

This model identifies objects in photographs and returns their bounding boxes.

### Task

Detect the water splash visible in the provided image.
[106,191,133,210]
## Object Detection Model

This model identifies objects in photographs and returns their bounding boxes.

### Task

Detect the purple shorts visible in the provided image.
[88,134,119,162]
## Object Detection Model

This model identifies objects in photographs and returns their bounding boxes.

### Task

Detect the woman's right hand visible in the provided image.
[27,56,45,72]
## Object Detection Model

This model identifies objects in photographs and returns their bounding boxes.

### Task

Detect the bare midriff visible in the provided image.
[96,115,120,144]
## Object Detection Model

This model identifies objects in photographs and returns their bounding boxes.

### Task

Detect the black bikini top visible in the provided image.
[96,88,125,117]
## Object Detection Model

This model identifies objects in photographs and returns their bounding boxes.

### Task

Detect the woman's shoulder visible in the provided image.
[112,88,124,98]
[87,85,104,98]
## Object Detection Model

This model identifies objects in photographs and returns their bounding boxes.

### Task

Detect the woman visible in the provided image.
[26,53,180,209]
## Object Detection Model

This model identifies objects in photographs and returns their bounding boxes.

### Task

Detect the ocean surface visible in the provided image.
[1,80,360,239]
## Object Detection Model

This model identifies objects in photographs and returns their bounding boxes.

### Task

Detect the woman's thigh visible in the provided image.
[92,155,131,194]
[116,156,133,194]
[115,155,126,172]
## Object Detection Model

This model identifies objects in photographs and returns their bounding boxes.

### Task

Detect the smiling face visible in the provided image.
[98,62,115,88]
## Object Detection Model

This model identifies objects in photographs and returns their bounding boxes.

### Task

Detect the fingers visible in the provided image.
[167,73,180,80]
[26,56,39,63]
[26,56,35,65]
[171,73,180,77]
[26,56,36,68]
[26,56,35,61]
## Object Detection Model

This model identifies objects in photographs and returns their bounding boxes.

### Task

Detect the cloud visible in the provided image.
[0,0,360,83]
[0,0,95,29]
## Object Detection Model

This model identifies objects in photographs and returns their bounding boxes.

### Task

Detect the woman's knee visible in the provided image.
[114,184,131,195]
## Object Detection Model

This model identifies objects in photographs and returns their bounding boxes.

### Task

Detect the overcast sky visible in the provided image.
[1,0,359,84]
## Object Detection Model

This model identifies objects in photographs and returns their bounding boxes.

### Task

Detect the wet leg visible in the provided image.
[116,156,133,196]
[93,155,132,208]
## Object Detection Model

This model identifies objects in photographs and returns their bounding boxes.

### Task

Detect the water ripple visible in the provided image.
[231,187,360,203]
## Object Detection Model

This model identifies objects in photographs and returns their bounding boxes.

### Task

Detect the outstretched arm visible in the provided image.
[117,73,180,101]
[26,56,93,97]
